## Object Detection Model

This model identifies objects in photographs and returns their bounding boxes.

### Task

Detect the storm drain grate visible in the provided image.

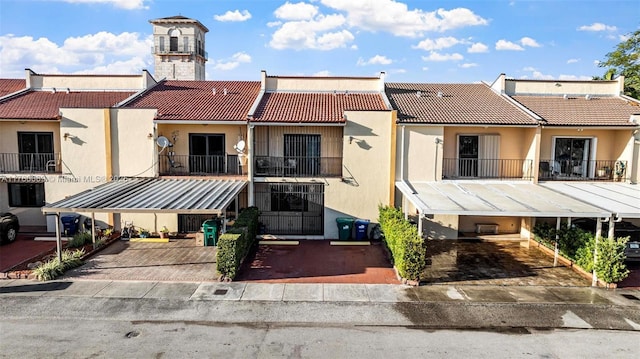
[621,294,639,301]
[214,289,228,295]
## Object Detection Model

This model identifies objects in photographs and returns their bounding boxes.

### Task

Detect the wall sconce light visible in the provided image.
[349,136,354,144]
[434,138,443,144]
[147,133,153,139]
[64,133,70,141]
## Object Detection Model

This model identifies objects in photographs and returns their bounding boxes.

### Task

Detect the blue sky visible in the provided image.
[0,0,638,83]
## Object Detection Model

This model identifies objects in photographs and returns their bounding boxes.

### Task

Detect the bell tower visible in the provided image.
[149,16,208,81]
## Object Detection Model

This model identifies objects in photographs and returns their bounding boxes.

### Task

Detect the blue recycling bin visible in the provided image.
[354,219,370,240]
[61,215,81,236]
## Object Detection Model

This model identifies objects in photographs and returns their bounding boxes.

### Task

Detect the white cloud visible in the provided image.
[522,66,536,72]
[0,32,152,78]
[567,58,580,64]
[62,0,148,10]
[520,37,540,47]
[558,74,592,80]
[422,67,429,71]
[391,68,406,74]
[214,10,252,22]
[413,37,462,51]
[267,21,282,27]
[357,55,392,66]
[495,39,524,51]
[275,2,319,20]
[578,22,617,32]
[421,51,463,62]
[467,42,488,53]
[269,14,354,50]
[320,0,487,37]
[313,70,331,76]
[459,63,478,68]
[213,52,252,71]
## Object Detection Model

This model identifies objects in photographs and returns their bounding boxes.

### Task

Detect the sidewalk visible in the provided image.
[1,278,638,307]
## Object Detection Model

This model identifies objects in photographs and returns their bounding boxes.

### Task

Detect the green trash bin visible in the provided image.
[336,217,355,240]
[202,219,220,246]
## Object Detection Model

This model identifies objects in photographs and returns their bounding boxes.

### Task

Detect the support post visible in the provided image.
[592,218,603,287]
[55,212,62,262]
[91,212,96,249]
[554,217,561,267]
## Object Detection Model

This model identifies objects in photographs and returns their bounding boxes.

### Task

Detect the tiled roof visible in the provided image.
[125,80,260,121]
[511,95,640,126]
[386,83,538,125]
[0,79,26,97]
[0,90,135,120]
[252,92,388,123]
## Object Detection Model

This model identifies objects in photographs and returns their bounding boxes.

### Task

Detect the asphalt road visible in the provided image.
[1,294,639,358]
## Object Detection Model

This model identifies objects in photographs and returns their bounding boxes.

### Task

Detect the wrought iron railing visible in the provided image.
[158,154,242,176]
[0,153,61,173]
[442,158,533,180]
[254,156,342,177]
[538,159,626,181]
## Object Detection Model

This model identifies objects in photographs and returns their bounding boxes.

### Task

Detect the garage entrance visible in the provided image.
[255,183,324,235]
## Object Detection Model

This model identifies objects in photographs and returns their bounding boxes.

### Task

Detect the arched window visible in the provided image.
[169,29,181,52]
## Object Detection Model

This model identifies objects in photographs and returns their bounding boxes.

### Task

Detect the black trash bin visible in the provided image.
[336,217,355,240]
[202,219,220,246]
[61,215,81,236]
[354,219,370,240]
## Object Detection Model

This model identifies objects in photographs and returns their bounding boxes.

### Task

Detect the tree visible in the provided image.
[596,29,639,99]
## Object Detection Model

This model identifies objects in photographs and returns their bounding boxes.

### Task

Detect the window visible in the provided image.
[183,36,189,52]
[9,183,45,207]
[18,132,54,172]
[457,135,500,177]
[553,137,593,177]
[284,134,321,176]
[159,36,165,52]
[189,134,225,174]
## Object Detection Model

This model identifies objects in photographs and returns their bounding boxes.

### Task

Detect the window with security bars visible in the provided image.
[284,134,321,176]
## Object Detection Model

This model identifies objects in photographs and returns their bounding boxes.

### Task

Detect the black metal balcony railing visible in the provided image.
[0,153,61,173]
[159,154,241,176]
[538,159,626,181]
[254,156,342,177]
[442,158,533,180]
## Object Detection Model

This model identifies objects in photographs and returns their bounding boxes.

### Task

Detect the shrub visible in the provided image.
[68,232,91,248]
[575,234,596,272]
[32,249,85,281]
[378,205,425,281]
[532,222,555,247]
[595,236,630,284]
[216,207,260,280]
[556,226,591,260]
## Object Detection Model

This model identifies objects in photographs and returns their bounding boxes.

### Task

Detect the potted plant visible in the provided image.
[139,228,150,238]
[160,226,170,239]
[614,161,626,181]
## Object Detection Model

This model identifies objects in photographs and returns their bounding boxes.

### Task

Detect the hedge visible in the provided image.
[378,205,426,281]
[216,207,260,280]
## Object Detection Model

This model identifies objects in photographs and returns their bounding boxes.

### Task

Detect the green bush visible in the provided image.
[575,235,596,272]
[68,232,91,248]
[595,236,629,284]
[32,249,85,281]
[378,205,425,281]
[556,226,591,260]
[216,207,260,280]
[532,222,555,247]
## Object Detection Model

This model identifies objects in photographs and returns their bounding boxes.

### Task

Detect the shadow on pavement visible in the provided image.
[0,281,73,293]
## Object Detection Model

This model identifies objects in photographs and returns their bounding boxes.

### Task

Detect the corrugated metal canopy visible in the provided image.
[42,177,247,214]
[539,182,640,218]
[396,181,611,218]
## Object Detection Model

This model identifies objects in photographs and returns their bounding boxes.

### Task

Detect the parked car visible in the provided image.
[571,218,640,242]
[0,212,20,244]
[624,241,640,263]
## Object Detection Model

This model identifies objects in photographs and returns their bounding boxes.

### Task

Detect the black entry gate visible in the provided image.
[255,183,324,235]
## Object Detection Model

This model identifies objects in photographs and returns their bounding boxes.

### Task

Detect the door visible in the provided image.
[458,135,478,177]
[189,134,225,174]
[18,132,53,172]
[554,138,591,177]
[255,183,324,235]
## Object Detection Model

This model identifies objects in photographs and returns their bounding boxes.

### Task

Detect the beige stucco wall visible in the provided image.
[423,214,459,240]
[459,216,520,234]
[111,109,157,177]
[443,126,535,160]
[397,125,444,182]
[539,128,633,162]
[505,79,621,96]
[0,121,61,154]
[323,111,393,238]
[30,74,148,91]
[265,75,383,93]
[118,213,178,235]
[156,123,249,158]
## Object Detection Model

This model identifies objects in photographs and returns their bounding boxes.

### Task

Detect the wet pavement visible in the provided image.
[421,239,591,287]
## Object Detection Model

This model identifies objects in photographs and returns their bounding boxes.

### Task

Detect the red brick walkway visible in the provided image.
[236,241,400,284]
[0,235,57,272]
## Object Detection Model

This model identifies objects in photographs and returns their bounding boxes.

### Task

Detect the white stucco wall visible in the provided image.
[397,125,444,182]
[111,108,157,177]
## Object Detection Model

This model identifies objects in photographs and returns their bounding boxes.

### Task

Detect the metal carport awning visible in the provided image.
[396,180,611,218]
[42,177,247,215]
[539,182,640,219]
[42,177,248,261]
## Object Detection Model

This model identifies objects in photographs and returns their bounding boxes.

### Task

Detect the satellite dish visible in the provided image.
[157,136,171,148]
[234,140,246,153]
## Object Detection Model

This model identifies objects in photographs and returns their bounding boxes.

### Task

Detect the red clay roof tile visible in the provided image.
[512,95,639,126]
[0,79,26,97]
[124,80,260,121]
[252,92,388,123]
[386,83,537,125]
[0,90,135,120]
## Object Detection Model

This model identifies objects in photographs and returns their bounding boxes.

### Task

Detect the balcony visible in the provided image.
[158,154,242,176]
[442,158,533,180]
[152,46,208,60]
[0,153,61,173]
[255,156,342,178]
[538,159,626,181]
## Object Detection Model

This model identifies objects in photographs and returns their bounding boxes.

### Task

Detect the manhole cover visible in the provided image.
[214,289,228,295]
[621,294,639,301]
